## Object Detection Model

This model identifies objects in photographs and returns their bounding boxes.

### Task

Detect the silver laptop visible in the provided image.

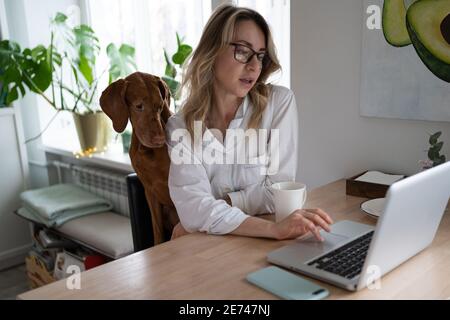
[268,161,450,291]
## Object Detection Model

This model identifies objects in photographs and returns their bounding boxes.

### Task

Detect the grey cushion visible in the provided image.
[57,211,133,259]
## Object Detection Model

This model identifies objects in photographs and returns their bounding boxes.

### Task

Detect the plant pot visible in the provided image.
[73,111,111,152]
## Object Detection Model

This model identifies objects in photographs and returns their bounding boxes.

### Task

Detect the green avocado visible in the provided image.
[406,0,450,82]
[383,0,412,47]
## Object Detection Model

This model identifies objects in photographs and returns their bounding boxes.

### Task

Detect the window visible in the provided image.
[86,0,212,95]
[235,0,290,88]
[40,0,289,150]
[41,0,211,150]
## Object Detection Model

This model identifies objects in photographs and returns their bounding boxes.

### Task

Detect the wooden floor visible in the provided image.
[0,264,29,300]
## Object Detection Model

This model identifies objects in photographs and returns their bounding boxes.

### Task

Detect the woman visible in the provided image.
[166,4,333,241]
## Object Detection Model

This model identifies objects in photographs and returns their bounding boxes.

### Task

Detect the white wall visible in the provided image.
[292,0,450,189]
[1,0,80,270]
[3,0,79,188]
[0,109,31,270]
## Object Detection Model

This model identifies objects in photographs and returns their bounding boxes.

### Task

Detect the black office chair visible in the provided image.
[126,173,154,252]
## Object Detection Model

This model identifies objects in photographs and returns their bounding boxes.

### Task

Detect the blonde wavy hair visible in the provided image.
[178,4,281,141]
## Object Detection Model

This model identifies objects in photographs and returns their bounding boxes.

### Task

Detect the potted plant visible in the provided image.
[162,33,192,111]
[0,12,137,152]
[420,131,447,170]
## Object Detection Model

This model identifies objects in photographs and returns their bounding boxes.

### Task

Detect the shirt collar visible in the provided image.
[228,95,248,129]
[235,95,248,120]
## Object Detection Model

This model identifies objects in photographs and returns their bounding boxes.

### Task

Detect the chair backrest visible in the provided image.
[126,173,154,252]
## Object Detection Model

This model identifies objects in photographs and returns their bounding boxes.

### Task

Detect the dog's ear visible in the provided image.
[99,79,129,133]
[157,79,172,122]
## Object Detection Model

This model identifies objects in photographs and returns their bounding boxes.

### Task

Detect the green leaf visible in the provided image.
[0,40,21,67]
[51,12,100,87]
[172,44,192,66]
[54,12,68,23]
[78,55,94,85]
[6,86,18,105]
[74,25,100,62]
[70,64,79,85]
[50,49,62,67]
[162,75,179,100]
[428,149,439,161]
[106,43,137,84]
[74,25,99,84]
[47,43,62,70]
[433,155,446,166]
[2,65,21,83]
[21,46,52,92]
[31,45,46,62]
[18,83,26,96]
[429,131,441,145]
[164,49,176,78]
[51,12,75,49]
[176,32,182,47]
[119,44,135,56]
[433,141,444,152]
[0,39,20,52]
[0,41,26,104]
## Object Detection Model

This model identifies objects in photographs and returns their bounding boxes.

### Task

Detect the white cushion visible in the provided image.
[57,212,133,259]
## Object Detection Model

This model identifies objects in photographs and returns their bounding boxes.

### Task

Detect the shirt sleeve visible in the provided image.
[227,87,299,215]
[166,116,250,234]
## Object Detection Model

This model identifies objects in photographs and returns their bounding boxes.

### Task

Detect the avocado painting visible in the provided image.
[383,0,450,82]
[360,0,450,122]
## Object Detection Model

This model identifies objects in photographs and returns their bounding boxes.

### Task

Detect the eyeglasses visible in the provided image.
[229,42,268,68]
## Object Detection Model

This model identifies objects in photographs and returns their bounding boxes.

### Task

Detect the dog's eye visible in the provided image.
[135,104,144,111]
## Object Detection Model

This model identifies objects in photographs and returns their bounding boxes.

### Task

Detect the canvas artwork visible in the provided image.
[360,0,450,122]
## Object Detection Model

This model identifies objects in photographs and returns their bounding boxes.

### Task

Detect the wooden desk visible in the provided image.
[18,180,450,299]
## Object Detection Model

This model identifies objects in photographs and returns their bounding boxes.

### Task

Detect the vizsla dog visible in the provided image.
[100,72,179,245]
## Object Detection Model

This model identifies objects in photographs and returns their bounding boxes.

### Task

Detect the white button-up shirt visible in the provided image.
[165,85,299,234]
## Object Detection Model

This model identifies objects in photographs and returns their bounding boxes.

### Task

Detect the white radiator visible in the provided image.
[52,161,130,217]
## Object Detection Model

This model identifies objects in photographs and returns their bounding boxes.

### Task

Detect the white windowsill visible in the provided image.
[41,143,133,173]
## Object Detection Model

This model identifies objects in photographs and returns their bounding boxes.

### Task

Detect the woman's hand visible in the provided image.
[270,208,333,241]
[171,222,191,240]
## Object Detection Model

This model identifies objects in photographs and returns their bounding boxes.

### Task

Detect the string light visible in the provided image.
[72,145,108,158]
[73,147,97,158]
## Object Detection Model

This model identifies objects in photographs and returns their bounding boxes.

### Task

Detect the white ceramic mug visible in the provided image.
[270,181,307,222]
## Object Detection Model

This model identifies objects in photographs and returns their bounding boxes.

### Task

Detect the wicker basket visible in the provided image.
[25,255,55,289]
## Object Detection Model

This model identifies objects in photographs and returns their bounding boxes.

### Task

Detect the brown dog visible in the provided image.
[100,72,179,245]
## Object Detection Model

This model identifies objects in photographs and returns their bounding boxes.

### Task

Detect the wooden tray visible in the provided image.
[346,171,396,199]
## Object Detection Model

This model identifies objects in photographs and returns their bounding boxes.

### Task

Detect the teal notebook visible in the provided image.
[247,266,329,300]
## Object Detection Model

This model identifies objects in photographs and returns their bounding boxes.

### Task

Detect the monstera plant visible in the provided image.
[0,12,136,151]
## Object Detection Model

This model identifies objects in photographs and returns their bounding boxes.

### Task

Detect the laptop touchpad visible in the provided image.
[301,232,349,251]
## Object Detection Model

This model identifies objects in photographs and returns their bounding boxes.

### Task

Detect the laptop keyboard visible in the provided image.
[307,231,374,279]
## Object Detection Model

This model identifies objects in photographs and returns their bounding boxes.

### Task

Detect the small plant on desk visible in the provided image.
[420,131,446,170]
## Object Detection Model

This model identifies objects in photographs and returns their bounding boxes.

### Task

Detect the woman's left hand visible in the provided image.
[171,222,191,240]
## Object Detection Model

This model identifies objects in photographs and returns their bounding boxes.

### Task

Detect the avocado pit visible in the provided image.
[441,13,450,45]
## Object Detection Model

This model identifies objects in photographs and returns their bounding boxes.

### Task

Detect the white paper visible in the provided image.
[354,171,405,186]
